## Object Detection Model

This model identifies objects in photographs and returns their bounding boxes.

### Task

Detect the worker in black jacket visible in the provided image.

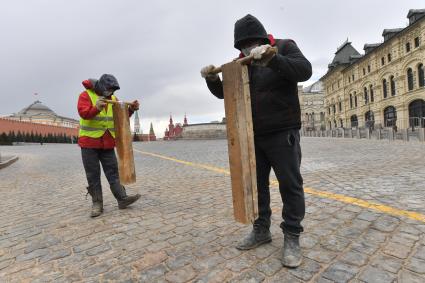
[201,14,312,268]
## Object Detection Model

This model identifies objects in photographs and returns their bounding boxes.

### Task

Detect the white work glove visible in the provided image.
[95,99,106,111]
[200,65,219,81]
[250,44,277,66]
[250,44,271,59]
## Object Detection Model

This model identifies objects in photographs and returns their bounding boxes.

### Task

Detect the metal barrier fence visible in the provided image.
[301,119,425,142]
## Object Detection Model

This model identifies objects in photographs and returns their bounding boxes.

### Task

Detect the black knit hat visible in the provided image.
[234,14,270,49]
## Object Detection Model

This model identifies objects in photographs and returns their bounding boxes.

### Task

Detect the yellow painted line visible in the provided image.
[270,180,425,223]
[134,150,230,175]
[135,149,425,223]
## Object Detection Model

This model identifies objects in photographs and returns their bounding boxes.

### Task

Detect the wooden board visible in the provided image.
[112,103,136,185]
[222,61,258,224]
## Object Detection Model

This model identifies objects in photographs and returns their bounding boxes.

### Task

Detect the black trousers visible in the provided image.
[253,129,305,235]
[81,148,126,202]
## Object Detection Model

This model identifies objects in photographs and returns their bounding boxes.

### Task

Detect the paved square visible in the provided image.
[0,138,424,282]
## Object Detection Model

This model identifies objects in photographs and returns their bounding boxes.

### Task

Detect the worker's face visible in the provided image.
[240,39,263,56]
[102,90,114,97]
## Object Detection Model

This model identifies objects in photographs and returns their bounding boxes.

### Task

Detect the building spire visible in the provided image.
[184,113,188,126]
[149,122,155,135]
[134,111,141,134]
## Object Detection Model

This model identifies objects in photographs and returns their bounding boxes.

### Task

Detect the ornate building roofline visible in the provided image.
[321,9,425,81]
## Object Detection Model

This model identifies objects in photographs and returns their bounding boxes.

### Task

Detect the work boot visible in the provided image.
[87,186,103,218]
[118,194,141,209]
[282,233,302,268]
[110,183,141,209]
[236,225,272,250]
[91,201,103,217]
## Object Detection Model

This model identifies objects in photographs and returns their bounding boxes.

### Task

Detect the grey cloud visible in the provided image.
[0,0,423,137]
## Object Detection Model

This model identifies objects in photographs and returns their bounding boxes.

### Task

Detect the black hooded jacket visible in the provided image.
[206,15,312,136]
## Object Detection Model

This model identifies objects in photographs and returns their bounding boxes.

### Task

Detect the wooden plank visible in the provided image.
[112,102,136,185]
[222,61,258,224]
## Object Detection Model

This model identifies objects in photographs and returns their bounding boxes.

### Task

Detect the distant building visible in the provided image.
[164,114,187,140]
[7,100,79,128]
[132,111,157,141]
[0,100,79,138]
[163,114,227,140]
[134,111,141,134]
[321,9,425,130]
[180,121,227,140]
[147,122,157,141]
[300,81,326,131]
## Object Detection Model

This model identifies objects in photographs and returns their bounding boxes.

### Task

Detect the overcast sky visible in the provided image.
[0,0,423,137]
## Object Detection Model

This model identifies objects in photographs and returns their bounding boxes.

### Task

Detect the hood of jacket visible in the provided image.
[94,74,120,96]
[234,14,270,49]
[82,78,97,90]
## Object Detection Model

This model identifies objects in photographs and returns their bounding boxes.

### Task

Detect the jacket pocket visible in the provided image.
[280,129,299,147]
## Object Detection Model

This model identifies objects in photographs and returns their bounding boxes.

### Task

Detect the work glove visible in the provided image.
[250,44,278,66]
[129,100,140,112]
[95,99,107,111]
[200,65,219,81]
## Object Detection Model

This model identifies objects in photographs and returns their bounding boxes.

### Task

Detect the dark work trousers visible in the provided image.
[253,129,305,235]
[81,148,126,202]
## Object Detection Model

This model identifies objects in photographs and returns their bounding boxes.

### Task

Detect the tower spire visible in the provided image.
[149,122,155,135]
[134,111,141,134]
[183,113,188,126]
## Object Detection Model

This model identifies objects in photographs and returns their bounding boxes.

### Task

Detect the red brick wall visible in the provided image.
[0,118,79,137]
[135,134,157,142]
[174,125,183,137]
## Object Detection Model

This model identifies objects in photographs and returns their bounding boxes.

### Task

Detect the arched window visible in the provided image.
[409,99,425,128]
[407,68,414,91]
[350,115,358,128]
[365,111,374,128]
[418,64,424,87]
[390,76,396,96]
[364,87,368,104]
[384,106,397,127]
[365,111,374,122]
[350,94,353,108]
[383,79,388,98]
[354,92,358,107]
[369,84,374,102]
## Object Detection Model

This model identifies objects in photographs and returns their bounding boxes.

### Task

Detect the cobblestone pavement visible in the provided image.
[0,138,424,282]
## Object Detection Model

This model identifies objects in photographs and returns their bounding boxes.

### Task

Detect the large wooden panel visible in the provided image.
[222,61,258,224]
[112,103,136,185]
